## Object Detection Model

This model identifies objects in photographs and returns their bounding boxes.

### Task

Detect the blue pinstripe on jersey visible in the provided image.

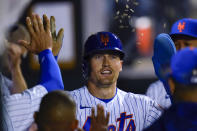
[146,80,171,109]
[68,86,162,131]
[2,85,48,131]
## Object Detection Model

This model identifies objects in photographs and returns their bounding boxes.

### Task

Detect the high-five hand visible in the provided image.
[18,14,53,54]
[90,105,110,131]
[50,16,64,56]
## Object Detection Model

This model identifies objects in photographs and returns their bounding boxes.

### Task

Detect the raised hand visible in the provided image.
[7,43,22,70]
[6,43,28,94]
[50,16,64,56]
[18,14,53,54]
[90,105,110,131]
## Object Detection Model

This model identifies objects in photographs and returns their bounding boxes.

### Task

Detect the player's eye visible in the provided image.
[109,54,119,60]
[94,54,103,59]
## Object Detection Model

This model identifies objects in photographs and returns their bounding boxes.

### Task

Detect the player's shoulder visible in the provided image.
[146,80,166,96]
[3,84,47,101]
[131,93,163,112]
[117,88,156,103]
[149,80,163,88]
[68,86,86,94]
[67,86,87,99]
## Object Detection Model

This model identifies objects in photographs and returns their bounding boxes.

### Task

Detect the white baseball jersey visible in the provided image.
[68,86,163,131]
[0,73,13,96]
[2,85,47,131]
[146,80,171,109]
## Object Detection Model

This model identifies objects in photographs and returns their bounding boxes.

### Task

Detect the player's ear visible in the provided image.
[119,60,123,71]
[71,119,79,130]
[34,112,39,121]
[168,77,175,95]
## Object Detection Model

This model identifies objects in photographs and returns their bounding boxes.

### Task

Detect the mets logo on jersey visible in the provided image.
[178,22,186,32]
[101,34,109,46]
[83,112,136,131]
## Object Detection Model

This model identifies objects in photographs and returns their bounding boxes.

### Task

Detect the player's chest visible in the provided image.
[77,104,144,131]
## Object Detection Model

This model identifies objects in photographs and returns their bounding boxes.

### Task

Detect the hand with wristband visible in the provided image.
[18,14,52,54]
[18,13,64,92]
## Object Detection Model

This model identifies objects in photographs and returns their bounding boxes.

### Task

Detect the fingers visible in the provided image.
[91,107,95,120]
[50,16,56,40]
[43,14,50,33]
[97,104,105,121]
[91,105,109,131]
[31,14,40,33]
[57,28,64,43]
[29,14,49,34]
[106,112,110,124]
[8,44,22,55]
[93,104,109,122]
[36,14,44,33]
[18,40,30,50]
[26,17,36,38]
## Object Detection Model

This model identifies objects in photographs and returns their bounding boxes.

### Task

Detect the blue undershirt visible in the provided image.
[96,88,117,103]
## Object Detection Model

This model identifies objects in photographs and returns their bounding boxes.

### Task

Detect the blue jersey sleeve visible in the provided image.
[38,49,64,92]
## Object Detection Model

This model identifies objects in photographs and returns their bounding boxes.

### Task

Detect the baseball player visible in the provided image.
[146,18,197,109]
[0,24,30,96]
[29,91,109,131]
[31,90,78,131]
[146,33,176,109]
[67,31,162,131]
[3,15,162,130]
[144,47,197,131]
[1,15,64,95]
[2,14,64,131]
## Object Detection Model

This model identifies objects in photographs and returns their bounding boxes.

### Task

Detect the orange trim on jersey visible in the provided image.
[126,119,136,131]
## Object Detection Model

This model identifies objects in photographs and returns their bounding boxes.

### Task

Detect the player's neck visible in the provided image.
[87,81,117,99]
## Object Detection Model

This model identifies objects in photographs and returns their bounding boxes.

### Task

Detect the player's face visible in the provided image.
[89,53,123,87]
[174,39,197,50]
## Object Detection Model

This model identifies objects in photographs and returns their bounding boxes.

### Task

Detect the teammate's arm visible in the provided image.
[7,43,27,94]
[145,99,163,129]
[18,13,64,92]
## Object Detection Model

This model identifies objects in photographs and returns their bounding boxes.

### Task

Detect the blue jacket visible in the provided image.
[144,102,197,131]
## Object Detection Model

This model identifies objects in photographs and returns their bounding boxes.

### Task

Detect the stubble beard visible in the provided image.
[89,74,117,88]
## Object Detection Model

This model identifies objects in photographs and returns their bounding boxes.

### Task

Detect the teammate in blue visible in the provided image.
[146,18,197,109]
[2,14,64,131]
[146,33,176,109]
[144,47,197,131]
[68,31,162,131]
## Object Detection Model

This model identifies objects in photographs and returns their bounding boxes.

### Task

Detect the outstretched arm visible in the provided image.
[38,49,64,92]
[18,14,64,92]
[7,43,27,94]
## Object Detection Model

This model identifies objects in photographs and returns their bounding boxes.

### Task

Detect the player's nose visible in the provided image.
[102,55,110,67]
